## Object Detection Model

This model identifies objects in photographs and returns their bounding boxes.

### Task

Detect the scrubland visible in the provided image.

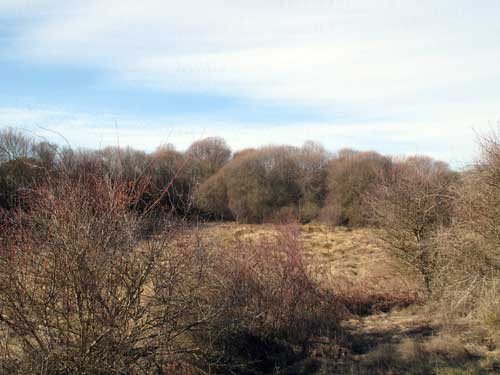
[0,127,499,374]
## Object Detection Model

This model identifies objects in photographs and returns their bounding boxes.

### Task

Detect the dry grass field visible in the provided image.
[195,222,500,374]
[201,222,424,312]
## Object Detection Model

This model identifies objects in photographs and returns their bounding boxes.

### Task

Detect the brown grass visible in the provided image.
[200,222,424,315]
[195,222,500,374]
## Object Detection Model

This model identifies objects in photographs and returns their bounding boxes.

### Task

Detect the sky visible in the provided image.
[1,1,500,167]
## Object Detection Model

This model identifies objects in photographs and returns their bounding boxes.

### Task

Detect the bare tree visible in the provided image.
[98,146,149,181]
[199,224,340,372]
[0,127,33,163]
[186,137,231,181]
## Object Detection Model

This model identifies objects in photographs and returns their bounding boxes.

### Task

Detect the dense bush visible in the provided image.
[31,141,58,170]
[196,143,331,223]
[0,129,54,210]
[0,158,44,209]
[224,146,303,223]
[98,145,150,181]
[144,144,195,215]
[0,132,232,219]
[195,169,232,220]
[0,174,216,374]
[322,149,391,227]
[297,141,331,222]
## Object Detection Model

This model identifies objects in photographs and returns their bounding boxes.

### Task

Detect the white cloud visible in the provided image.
[13,1,500,105]
[3,0,500,164]
[0,106,487,168]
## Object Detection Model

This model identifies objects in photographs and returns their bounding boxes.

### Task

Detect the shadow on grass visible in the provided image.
[316,320,490,375]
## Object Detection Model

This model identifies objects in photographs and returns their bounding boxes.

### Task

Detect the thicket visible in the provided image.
[2,128,462,229]
[0,130,232,219]
[0,155,338,374]
[322,149,391,226]
[196,143,330,224]
[429,133,500,339]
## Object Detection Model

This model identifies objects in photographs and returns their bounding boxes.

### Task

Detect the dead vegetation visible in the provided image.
[198,222,500,374]
[0,173,340,374]
[202,223,424,315]
[2,128,500,374]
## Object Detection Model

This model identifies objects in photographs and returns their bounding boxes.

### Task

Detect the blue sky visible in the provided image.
[1,1,500,167]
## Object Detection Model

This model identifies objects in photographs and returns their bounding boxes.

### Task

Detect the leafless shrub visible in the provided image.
[0,173,225,374]
[334,275,423,315]
[201,224,341,372]
[0,160,342,374]
[317,201,342,230]
[267,205,300,224]
[431,133,500,336]
[364,156,457,293]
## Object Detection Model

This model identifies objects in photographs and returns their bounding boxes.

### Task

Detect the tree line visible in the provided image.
[0,127,457,227]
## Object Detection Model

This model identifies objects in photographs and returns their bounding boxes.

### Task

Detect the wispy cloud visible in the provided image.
[0,105,480,168]
[1,0,500,164]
